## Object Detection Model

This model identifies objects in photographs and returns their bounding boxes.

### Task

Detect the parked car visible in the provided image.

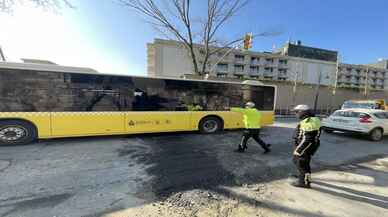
[321,109,388,141]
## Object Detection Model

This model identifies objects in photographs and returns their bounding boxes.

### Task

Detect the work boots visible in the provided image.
[291,173,311,188]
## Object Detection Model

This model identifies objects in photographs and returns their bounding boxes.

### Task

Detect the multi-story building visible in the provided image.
[337,63,388,90]
[147,38,387,90]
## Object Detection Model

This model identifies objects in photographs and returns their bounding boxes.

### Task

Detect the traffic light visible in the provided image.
[243,33,252,50]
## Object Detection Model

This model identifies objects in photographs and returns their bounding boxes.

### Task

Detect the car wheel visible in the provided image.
[0,120,37,146]
[369,128,383,141]
[199,117,222,134]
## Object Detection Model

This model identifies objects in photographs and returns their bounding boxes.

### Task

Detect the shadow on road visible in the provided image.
[313,181,388,209]
[116,124,388,200]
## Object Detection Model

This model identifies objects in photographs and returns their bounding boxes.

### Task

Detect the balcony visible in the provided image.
[234,55,245,63]
[370,72,378,78]
[278,69,288,78]
[216,73,228,78]
[234,64,244,75]
[216,70,228,75]
[250,57,260,65]
[233,74,244,79]
[264,58,275,66]
[233,71,245,76]
[249,66,259,74]
[263,73,274,80]
[278,74,288,79]
[376,72,384,78]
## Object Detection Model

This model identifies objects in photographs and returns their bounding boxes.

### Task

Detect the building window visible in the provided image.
[217,73,227,78]
[234,64,244,73]
[279,59,288,64]
[264,67,273,73]
[217,52,225,57]
[251,57,260,65]
[234,74,244,79]
[265,58,274,63]
[250,66,259,74]
[217,63,228,72]
[235,55,245,62]
[279,69,287,77]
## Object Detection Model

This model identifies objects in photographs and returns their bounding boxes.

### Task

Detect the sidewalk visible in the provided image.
[104,156,388,217]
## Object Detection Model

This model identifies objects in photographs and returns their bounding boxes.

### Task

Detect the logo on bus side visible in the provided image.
[128,120,171,126]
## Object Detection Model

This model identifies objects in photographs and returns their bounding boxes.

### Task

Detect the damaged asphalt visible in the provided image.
[1,119,388,217]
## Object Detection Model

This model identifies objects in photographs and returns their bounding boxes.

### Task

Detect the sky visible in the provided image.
[1,0,388,76]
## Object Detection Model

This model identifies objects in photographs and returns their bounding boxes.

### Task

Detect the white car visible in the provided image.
[321,109,388,141]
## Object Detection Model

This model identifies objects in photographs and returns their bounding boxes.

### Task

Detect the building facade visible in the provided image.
[147,39,388,90]
[337,63,387,90]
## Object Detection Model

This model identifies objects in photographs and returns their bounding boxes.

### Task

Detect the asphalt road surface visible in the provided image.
[1,119,387,217]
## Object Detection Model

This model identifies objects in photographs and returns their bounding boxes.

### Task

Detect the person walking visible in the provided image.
[231,102,271,153]
[291,104,321,188]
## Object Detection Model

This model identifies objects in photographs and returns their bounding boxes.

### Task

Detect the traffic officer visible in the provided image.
[231,102,271,153]
[291,104,321,188]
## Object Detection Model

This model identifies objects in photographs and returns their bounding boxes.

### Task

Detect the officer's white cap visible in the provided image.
[293,104,310,111]
[245,102,255,108]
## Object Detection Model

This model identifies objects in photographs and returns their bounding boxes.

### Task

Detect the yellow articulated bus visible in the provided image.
[0,62,276,146]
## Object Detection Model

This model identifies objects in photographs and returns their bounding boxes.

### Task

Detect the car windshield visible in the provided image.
[331,111,368,118]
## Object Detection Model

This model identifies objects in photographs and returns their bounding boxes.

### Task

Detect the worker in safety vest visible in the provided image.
[231,102,271,153]
[291,104,321,188]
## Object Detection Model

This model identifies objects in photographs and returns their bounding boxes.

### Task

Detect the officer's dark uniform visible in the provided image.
[292,113,321,188]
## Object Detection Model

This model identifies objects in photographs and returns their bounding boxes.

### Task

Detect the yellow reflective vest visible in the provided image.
[231,107,262,129]
[300,117,321,132]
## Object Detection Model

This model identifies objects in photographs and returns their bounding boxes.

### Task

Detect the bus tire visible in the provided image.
[199,116,223,134]
[0,120,37,146]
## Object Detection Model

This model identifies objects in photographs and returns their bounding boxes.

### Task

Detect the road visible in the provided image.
[0,119,387,217]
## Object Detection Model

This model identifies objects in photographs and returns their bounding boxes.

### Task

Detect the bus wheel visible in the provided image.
[199,117,222,134]
[0,120,37,146]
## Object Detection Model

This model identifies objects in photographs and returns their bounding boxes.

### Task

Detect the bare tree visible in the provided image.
[0,0,74,12]
[120,0,257,76]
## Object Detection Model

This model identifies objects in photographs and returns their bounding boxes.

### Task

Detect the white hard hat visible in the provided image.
[245,102,255,108]
[293,104,310,111]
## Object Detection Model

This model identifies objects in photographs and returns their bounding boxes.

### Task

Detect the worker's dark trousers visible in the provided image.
[293,155,312,184]
[239,129,269,151]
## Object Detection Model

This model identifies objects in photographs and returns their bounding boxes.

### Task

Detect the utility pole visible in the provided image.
[313,67,323,113]
[330,54,340,112]
[364,67,369,98]
[292,62,299,107]
[0,46,6,61]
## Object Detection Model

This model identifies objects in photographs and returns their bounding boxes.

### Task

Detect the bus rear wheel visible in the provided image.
[0,120,37,146]
[199,117,223,134]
